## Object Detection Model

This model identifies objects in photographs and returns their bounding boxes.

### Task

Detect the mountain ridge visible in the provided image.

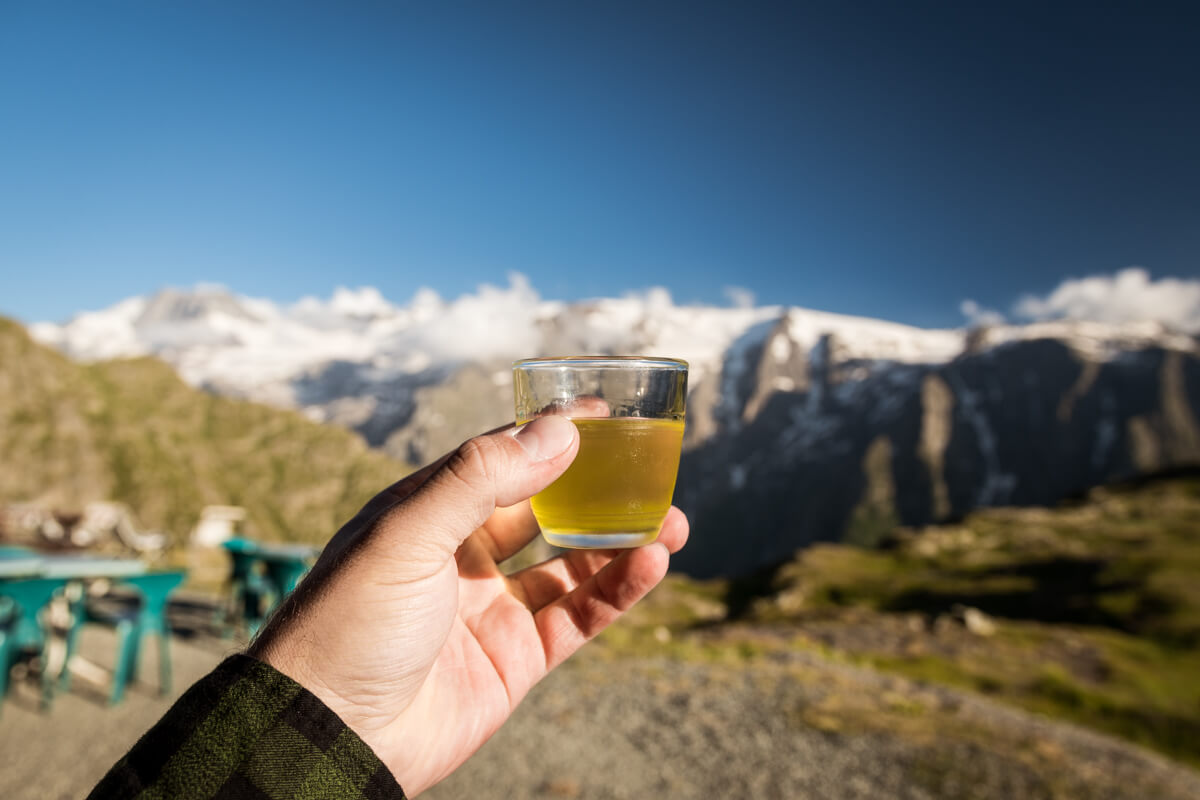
[0,317,406,547]
[24,281,1200,576]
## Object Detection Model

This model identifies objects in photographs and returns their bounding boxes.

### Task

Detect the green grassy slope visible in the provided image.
[603,472,1200,767]
[0,317,408,545]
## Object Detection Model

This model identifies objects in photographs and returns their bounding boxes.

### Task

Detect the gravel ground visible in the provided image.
[427,650,1200,800]
[2,619,1198,799]
[0,623,242,800]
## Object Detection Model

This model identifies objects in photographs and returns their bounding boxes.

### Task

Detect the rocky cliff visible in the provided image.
[674,324,1200,576]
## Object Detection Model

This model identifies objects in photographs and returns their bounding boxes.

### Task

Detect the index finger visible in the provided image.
[474,500,542,563]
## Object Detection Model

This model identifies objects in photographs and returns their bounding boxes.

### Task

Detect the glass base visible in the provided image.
[541,528,660,549]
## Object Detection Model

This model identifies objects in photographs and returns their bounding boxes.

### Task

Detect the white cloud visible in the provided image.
[1014,267,1200,333]
[723,285,756,309]
[621,285,674,310]
[399,271,545,364]
[959,299,1006,327]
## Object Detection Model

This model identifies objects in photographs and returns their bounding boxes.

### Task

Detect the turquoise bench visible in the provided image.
[61,571,187,705]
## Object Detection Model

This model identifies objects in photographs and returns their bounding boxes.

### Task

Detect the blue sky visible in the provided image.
[1,1,1197,327]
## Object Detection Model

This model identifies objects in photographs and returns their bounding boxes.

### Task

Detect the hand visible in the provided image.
[249,416,689,796]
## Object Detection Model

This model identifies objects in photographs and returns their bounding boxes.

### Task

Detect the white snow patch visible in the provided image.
[781,308,963,365]
[972,319,1196,362]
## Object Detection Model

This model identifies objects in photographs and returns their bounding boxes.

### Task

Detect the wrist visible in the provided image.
[248,621,357,738]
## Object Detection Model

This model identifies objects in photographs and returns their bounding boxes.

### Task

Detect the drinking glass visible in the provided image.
[513,356,688,549]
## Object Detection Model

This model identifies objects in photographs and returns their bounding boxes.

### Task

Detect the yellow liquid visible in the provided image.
[531,417,685,548]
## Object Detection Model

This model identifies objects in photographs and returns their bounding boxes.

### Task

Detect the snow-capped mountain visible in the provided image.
[29,275,968,442]
[29,275,1200,577]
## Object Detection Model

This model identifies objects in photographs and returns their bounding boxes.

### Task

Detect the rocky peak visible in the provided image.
[136,286,261,326]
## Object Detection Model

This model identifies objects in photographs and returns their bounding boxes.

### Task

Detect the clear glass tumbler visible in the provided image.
[513,356,688,549]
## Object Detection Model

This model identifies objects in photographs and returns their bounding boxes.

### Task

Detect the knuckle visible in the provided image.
[445,435,500,491]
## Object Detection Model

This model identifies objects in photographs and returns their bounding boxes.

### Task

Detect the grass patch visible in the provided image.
[860,623,1200,768]
[612,472,1200,767]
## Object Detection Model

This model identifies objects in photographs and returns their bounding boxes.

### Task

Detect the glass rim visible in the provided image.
[513,355,688,371]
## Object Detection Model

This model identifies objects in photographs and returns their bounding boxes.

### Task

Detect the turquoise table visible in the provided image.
[61,571,187,704]
[0,548,147,709]
[258,544,322,596]
[37,555,147,579]
[0,548,146,579]
[0,577,68,707]
[220,539,320,635]
[0,546,45,578]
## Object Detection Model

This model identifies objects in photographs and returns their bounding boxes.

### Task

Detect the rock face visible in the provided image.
[673,335,1200,577]
[30,283,1200,577]
[383,362,514,463]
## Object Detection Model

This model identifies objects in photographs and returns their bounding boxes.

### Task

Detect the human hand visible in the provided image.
[249,416,689,796]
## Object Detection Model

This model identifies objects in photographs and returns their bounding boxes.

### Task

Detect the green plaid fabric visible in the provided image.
[89,655,405,800]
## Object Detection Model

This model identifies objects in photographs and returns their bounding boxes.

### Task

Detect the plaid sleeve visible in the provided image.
[87,654,406,800]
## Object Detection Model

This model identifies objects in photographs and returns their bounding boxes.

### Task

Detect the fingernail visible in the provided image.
[512,416,576,462]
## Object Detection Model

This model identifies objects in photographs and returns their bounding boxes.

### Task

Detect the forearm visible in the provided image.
[88,654,405,800]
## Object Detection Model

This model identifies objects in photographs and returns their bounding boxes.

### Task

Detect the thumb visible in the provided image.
[386,415,579,558]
